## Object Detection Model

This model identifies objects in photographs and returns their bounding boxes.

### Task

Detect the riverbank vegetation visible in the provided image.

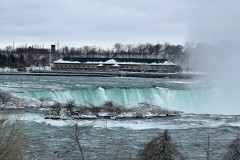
[44,101,183,120]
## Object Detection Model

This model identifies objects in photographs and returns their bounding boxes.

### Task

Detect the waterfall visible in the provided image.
[15,87,207,113]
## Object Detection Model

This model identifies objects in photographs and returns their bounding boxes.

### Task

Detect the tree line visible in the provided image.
[0,43,188,69]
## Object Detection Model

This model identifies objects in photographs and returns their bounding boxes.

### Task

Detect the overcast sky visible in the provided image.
[0,0,239,48]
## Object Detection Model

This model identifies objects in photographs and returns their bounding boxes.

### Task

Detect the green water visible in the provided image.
[0,75,239,159]
[16,87,208,114]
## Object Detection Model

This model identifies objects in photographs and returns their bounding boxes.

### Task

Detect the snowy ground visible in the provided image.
[0,67,18,72]
[0,66,52,73]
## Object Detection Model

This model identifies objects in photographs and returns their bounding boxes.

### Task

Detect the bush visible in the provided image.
[224,135,240,160]
[139,130,184,160]
[101,101,125,114]
[0,111,26,160]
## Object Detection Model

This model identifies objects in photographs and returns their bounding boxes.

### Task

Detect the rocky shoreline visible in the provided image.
[44,101,183,120]
[0,91,183,119]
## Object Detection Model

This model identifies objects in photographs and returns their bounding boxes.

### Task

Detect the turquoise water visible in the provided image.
[0,75,212,114]
[22,109,240,159]
[0,75,239,159]
[16,87,208,113]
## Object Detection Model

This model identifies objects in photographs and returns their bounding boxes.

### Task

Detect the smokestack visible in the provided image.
[51,45,56,53]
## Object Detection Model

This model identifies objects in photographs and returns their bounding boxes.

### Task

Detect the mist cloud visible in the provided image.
[185,0,240,115]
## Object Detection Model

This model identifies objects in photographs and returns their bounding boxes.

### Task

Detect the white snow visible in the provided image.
[26,66,52,72]
[117,62,143,65]
[97,63,103,67]
[163,61,175,65]
[0,67,18,72]
[105,59,117,64]
[112,64,120,67]
[54,59,81,64]
[53,58,176,66]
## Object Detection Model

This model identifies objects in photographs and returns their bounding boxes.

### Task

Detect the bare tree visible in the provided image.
[224,135,240,160]
[73,120,85,160]
[0,92,12,108]
[139,130,185,160]
[5,46,13,53]
[0,111,26,160]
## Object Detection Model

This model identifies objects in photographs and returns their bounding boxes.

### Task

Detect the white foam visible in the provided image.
[22,111,240,130]
[98,87,108,101]
[228,122,240,127]
[22,113,69,126]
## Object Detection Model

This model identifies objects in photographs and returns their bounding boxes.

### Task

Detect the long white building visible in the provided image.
[52,57,182,73]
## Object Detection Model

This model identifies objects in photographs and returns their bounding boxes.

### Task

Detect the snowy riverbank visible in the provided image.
[44,101,183,120]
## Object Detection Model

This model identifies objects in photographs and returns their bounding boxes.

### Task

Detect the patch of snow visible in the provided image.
[26,66,52,71]
[112,64,120,67]
[98,112,109,117]
[53,58,177,67]
[105,59,117,64]
[78,115,98,119]
[117,62,143,65]
[97,63,103,67]
[163,61,175,65]
[118,112,135,118]
[54,59,81,64]
[0,67,18,72]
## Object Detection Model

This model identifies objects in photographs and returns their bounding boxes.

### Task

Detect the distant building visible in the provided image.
[52,57,182,73]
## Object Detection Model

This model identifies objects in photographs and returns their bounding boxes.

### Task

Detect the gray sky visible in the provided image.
[0,0,239,48]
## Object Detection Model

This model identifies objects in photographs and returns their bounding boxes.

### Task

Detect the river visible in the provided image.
[0,75,239,159]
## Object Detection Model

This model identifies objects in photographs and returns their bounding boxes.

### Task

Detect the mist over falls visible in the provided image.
[185,42,240,115]
[185,0,240,115]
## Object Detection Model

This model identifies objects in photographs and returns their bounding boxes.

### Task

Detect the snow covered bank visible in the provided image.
[26,66,51,72]
[0,66,52,73]
[0,67,18,72]
[44,101,183,120]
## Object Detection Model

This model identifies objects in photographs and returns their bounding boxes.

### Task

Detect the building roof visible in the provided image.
[62,57,168,64]
[54,57,176,66]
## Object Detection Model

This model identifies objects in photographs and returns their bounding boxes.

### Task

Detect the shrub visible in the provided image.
[0,111,26,160]
[224,135,240,160]
[101,101,125,114]
[139,130,184,160]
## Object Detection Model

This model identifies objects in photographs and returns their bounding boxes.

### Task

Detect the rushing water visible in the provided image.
[0,75,239,159]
